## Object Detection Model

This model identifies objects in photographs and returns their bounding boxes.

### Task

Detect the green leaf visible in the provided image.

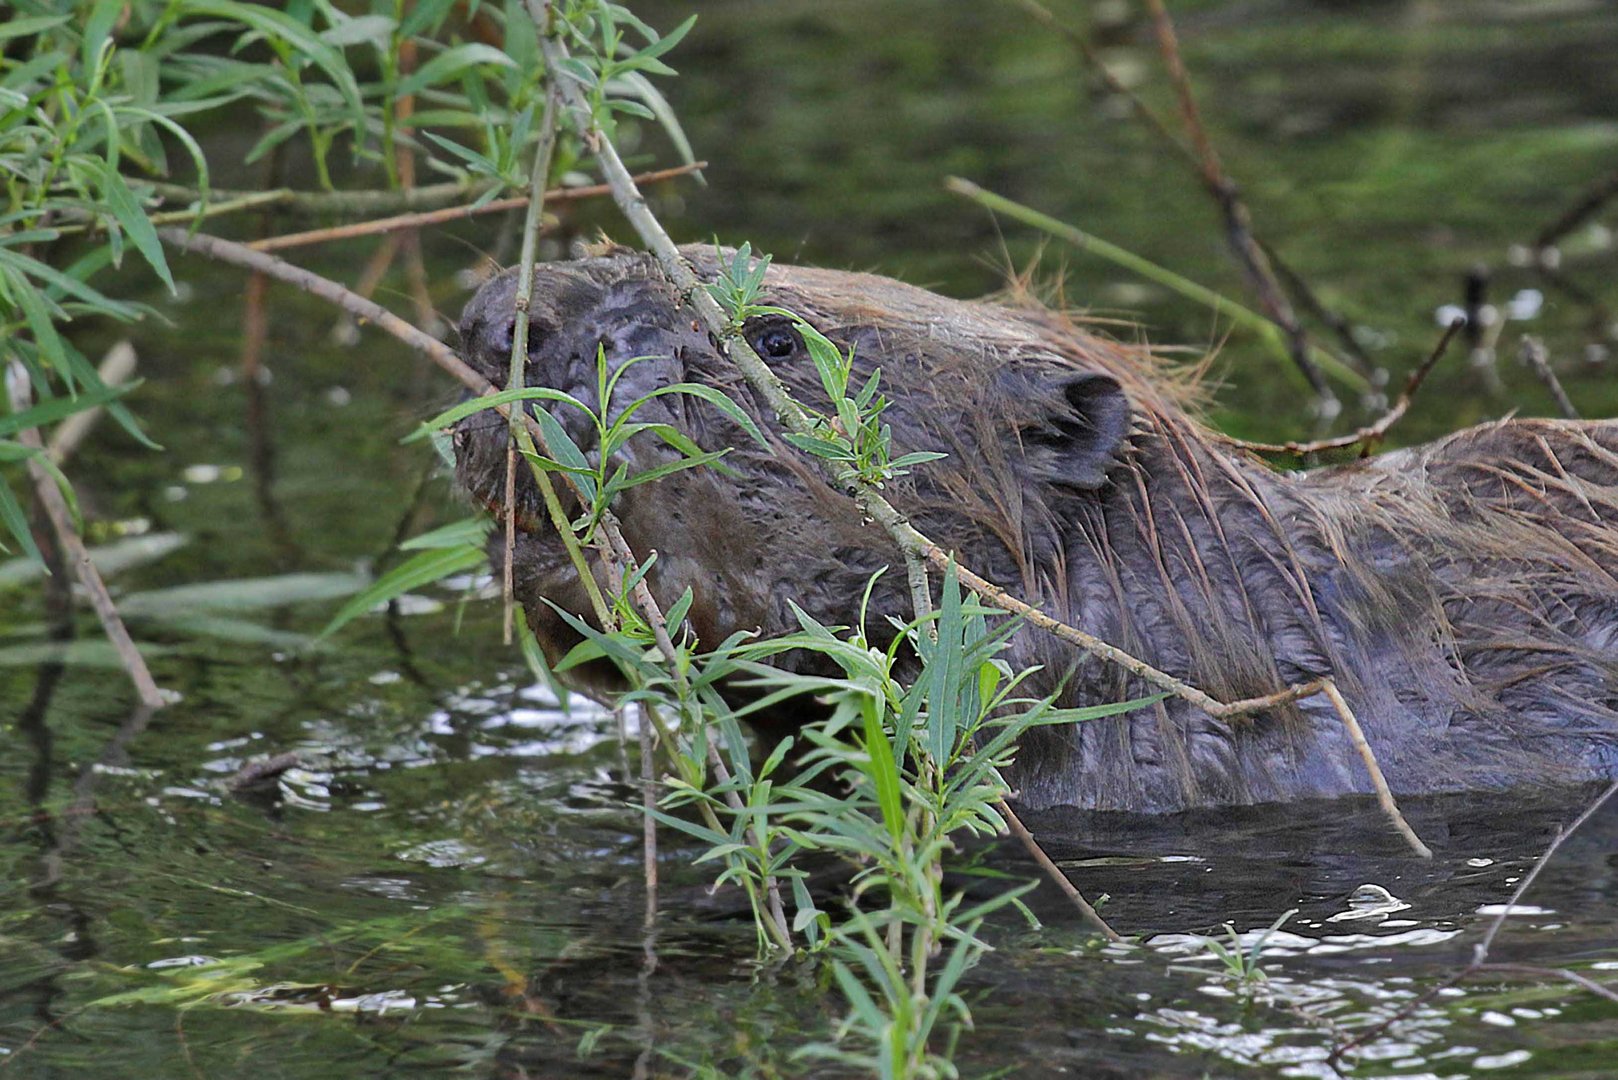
[408,386,592,440]
[611,449,728,492]
[782,432,853,460]
[396,43,517,98]
[6,267,69,376]
[318,14,396,48]
[641,382,768,448]
[0,473,43,565]
[923,561,969,764]
[399,516,493,550]
[82,0,123,75]
[0,381,136,440]
[79,159,175,292]
[320,547,487,637]
[185,1,365,119]
[860,699,905,846]
[0,15,70,42]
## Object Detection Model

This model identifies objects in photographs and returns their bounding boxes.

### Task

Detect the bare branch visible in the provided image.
[4,364,166,710]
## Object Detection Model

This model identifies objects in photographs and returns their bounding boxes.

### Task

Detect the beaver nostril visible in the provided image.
[498,318,545,359]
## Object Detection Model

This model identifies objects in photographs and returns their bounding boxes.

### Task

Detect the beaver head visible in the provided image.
[454,247,1618,812]
[455,246,1154,670]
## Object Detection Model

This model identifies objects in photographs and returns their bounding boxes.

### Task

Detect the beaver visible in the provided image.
[453,247,1618,814]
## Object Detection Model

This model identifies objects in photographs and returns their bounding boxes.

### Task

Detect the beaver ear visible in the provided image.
[1019,372,1131,489]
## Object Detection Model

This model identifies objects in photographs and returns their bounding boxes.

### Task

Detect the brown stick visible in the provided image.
[1226,318,1465,457]
[246,164,705,253]
[998,799,1120,941]
[1321,681,1431,858]
[4,364,166,710]
[1519,336,1581,420]
[1140,0,1333,409]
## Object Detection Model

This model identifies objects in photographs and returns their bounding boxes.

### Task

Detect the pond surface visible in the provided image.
[4,1,1618,1075]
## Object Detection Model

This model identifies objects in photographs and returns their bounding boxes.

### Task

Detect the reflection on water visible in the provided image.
[2,0,1617,1074]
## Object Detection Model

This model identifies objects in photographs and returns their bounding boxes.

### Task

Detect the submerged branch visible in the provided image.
[999,800,1120,941]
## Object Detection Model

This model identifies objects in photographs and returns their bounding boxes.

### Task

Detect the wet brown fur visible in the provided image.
[453,248,1618,812]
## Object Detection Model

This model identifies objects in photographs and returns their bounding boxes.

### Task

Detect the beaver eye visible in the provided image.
[750,324,801,360]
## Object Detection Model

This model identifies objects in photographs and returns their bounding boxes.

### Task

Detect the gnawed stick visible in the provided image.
[4,363,166,710]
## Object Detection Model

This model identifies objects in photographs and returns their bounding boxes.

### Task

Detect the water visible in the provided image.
[3,1,1617,1075]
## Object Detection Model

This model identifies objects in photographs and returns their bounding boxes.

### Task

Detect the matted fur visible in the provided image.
[454,247,1618,813]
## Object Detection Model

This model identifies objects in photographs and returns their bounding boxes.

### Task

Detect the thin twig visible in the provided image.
[1532,165,1618,252]
[1320,681,1431,858]
[998,799,1120,941]
[1331,778,1618,1064]
[1227,318,1464,457]
[246,164,703,253]
[1519,337,1581,420]
[1141,0,1333,410]
[151,177,494,215]
[4,365,166,710]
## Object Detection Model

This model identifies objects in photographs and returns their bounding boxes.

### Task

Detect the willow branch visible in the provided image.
[246,164,703,254]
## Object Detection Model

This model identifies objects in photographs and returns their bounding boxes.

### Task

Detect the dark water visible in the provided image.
[4,1,1618,1075]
